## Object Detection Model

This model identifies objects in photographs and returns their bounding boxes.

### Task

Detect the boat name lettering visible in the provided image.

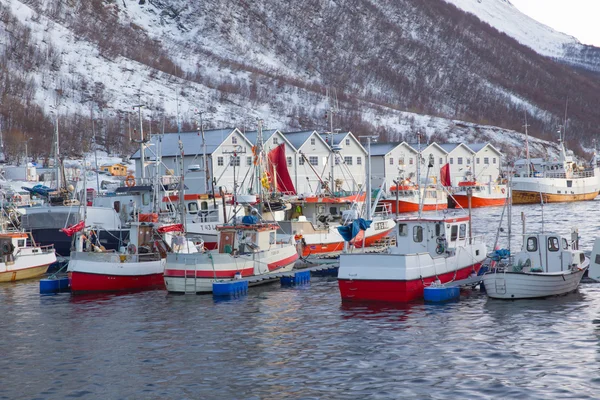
[375,222,388,230]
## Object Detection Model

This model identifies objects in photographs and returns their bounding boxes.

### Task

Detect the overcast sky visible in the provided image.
[510,0,600,47]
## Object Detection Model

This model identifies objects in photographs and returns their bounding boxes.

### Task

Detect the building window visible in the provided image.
[477,158,480,164]
[273,137,278,145]
[217,157,224,166]
[335,156,340,165]
[450,158,454,165]
[247,156,252,166]
[344,156,353,165]
[345,138,350,146]
[484,157,489,165]
[357,157,362,165]
[232,136,237,144]
[310,138,316,145]
[439,157,443,165]
[230,156,240,166]
[467,158,471,164]
[309,156,318,166]
[458,157,463,165]
[389,158,394,165]
[409,158,414,165]
[299,157,305,165]
[287,156,292,167]
[493,157,497,164]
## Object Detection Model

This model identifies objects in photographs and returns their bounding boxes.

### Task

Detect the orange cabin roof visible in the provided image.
[162,193,222,202]
[216,223,279,232]
[458,181,477,187]
[301,193,366,204]
[0,233,28,239]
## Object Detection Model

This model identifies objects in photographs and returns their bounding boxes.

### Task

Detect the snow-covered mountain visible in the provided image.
[1,0,600,163]
[444,0,600,71]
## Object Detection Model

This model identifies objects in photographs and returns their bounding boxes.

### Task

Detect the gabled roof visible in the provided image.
[436,143,476,155]
[326,131,367,154]
[368,142,418,156]
[242,129,278,145]
[467,142,503,156]
[420,142,448,155]
[283,130,330,150]
[130,128,244,159]
[243,129,297,152]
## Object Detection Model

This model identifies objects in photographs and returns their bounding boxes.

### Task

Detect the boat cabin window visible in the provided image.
[562,238,569,250]
[459,224,466,239]
[270,232,276,244]
[18,239,25,247]
[527,237,538,252]
[330,207,337,215]
[413,226,423,243]
[548,237,560,252]
[450,225,458,242]
[318,205,325,214]
[398,224,408,237]
[142,192,150,206]
[188,202,198,214]
[201,201,208,210]
[113,201,120,213]
[435,223,442,237]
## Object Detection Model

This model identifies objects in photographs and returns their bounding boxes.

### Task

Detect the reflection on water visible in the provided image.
[2,201,600,398]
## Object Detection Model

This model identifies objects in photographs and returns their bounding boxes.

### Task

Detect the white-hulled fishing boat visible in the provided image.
[163,220,299,294]
[482,232,588,299]
[0,232,56,282]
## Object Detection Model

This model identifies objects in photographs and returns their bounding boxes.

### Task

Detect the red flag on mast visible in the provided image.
[268,144,297,195]
[440,163,452,187]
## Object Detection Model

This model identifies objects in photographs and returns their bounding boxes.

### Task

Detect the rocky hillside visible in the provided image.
[0,0,599,162]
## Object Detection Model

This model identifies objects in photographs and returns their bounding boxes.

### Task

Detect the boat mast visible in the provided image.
[54,115,61,189]
[255,120,264,201]
[416,133,423,218]
[359,134,377,220]
[178,138,186,232]
[132,103,146,182]
[91,107,100,193]
[523,112,530,177]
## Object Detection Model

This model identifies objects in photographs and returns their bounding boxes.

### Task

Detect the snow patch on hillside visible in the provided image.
[443,0,578,58]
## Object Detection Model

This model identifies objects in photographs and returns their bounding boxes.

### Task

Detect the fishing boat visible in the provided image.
[67,222,195,293]
[0,232,56,282]
[511,131,600,204]
[482,232,588,299]
[337,214,487,302]
[451,180,508,208]
[380,183,447,213]
[277,193,396,259]
[163,218,299,294]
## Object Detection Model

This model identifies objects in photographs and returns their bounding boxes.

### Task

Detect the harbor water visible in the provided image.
[3,200,600,399]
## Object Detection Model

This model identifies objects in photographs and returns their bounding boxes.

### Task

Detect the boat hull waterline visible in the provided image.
[482,267,587,299]
[68,258,166,293]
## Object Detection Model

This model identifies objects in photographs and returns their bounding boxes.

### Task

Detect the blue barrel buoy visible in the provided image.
[212,280,248,297]
[40,277,70,294]
[424,286,460,302]
[281,270,311,286]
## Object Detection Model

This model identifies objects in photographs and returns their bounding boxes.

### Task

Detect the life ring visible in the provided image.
[501,188,506,194]
[127,243,137,255]
[14,195,21,202]
[125,175,136,187]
